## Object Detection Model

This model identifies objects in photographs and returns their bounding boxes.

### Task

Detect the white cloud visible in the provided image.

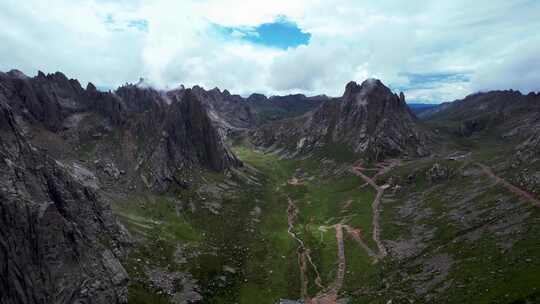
[0,0,539,102]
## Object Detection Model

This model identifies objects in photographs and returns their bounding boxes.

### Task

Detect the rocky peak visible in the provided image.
[337,79,427,158]
[6,69,28,79]
[0,70,92,131]
[37,70,46,79]
[51,71,70,82]
[343,78,396,106]
[0,70,240,178]
[344,78,387,95]
[247,93,268,103]
[251,79,429,160]
[343,80,362,98]
[115,83,164,113]
[399,91,406,103]
[135,77,151,89]
[174,89,240,170]
[360,77,384,88]
[86,82,97,92]
[127,88,241,191]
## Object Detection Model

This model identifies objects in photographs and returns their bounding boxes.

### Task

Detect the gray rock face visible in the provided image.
[129,89,241,191]
[0,99,128,304]
[0,70,244,303]
[0,71,241,192]
[0,70,125,131]
[250,79,430,160]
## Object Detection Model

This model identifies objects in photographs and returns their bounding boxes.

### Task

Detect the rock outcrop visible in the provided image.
[250,79,430,160]
[134,89,240,191]
[0,98,129,304]
[0,70,240,192]
[0,69,246,303]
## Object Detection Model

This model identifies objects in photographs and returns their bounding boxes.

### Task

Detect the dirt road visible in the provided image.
[287,197,324,296]
[288,160,400,303]
[307,224,346,304]
[351,160,399,257]
[343,225,378,261]
[477,163,540,208]
[352,159,400,257]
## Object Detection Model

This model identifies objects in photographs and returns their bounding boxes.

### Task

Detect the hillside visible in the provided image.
[421,90,540,138]
[421,90,540,202]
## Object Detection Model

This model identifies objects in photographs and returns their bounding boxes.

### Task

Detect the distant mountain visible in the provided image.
[250,79,431,160]
[407,103,439,115]
[249,93,329,124]
[167,86,328,132]
[422,90,540,138]
[420,89,540,203]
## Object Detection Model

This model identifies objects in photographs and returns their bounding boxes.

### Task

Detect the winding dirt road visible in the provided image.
[307,224,346,304]
[351,160,399,257]
[477,163,540,208]
[343,225,378,260]
[286,160,399,303]
[288,159,537,303]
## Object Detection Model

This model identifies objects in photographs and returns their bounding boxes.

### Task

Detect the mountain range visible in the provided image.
[1,69,538,304]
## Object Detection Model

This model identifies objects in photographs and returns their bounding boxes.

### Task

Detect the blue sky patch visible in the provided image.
[390,72,472,104]
[403,72,471,88]
[216,16,311,49]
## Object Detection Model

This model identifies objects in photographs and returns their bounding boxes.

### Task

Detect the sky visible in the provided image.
[1,0,539,103]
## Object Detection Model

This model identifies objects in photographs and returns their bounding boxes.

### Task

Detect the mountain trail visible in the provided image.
[343,225,378,262]
[307,224,346,304]
[351,159,400,257]
[477,162,540,208]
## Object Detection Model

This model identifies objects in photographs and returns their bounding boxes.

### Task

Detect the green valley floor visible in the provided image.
[113,143,540,304]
